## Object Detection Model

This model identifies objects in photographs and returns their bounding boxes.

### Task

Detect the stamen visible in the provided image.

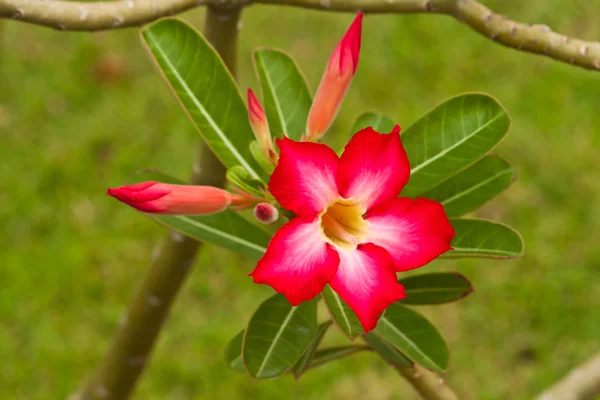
[319,198,369,248]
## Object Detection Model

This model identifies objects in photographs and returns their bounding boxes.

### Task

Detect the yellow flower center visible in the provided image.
[319,198,369,249]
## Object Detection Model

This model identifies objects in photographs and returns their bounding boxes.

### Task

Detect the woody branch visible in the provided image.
[0,0,599,71]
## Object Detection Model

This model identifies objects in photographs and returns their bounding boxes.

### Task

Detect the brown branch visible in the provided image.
[72,6,240,400]
[0,0,599,71]
[394,365,459,400]
[536,353,600,400]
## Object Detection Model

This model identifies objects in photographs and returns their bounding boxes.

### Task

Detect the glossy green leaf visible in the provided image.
[226,165,266,197]
[142,19,262,180]
[322,285,363,340]
[443,218,524,259]
[399,273,474,305]
[224,330,246,373]
[351,111,396,133]
[253,48,312,140]
[376,303,449,372]
[291,321,332,379]
[306,346,371,370]
[401,93,511,197]
[420,155,515,218]
[362,332,413,367]
[136,171,270,259]
[243,294,318,379]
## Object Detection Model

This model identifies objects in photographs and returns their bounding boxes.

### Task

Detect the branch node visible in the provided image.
[424,1,433,12]
[562,36,569,44]
[437,377,445,385]
[490,32,498,41]
[510,26,517,37]
[483,13,493,25]
[111,16,124,27]
[126,0,135,9]
[579,45,588,56]
[79,7,89,21]
[147,295,162,307]
[12,8,23,19]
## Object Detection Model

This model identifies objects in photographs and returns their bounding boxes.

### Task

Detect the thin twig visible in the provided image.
[394,365,459,400]
[0,0,599,71]
[73,6,240,400]
[536,353,600,400]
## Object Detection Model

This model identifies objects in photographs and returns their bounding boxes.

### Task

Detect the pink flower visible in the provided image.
[250,126,455,332]
[107,181,254,215]
[306,12,363,141]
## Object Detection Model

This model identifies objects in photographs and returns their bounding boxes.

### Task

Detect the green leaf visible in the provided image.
[306,346,371,370]
[291,321,332,380]
[253,48,312,140]
[362,332,413,367]
[224,330,246,373]
[243,294,318,379]
[351,111,396,133]
[420,155,515,218]
[401,93,511,197]
[136,171,270,259]
[322,285,363,340]
[226,165,266,197]
[399,273,474,305]
[141,19,262,180]
[376,303,449,372]
[443,218,524,259]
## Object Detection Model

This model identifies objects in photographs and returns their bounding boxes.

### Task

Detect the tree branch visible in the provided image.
[0,0,599,71]
[536,353,600,400]
[394,365,459,400]
[73,6,240,400]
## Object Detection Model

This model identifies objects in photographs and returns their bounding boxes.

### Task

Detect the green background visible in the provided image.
[1,1,599,398]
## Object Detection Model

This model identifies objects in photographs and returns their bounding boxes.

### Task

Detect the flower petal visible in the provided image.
[329,243,406,332]
[366,198,455,271]
[269,137,340,219]
[250,217,340,305]
[337,126,410,211]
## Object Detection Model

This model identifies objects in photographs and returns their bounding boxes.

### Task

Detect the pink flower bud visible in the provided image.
[254,202,279,225]
[248,88,277,163]
[107,181,251,215]
[306,12,363,141]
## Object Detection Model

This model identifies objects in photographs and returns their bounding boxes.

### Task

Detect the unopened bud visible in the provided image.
[254,203,279,224]
[107,181,252,215]
[247,88,277,164]
[306,12,363,141]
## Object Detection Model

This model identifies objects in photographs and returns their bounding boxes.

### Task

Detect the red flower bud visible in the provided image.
[248,88,277,163]
[107,181,251,215]
[254,202,279,225]
[306,12,363,141]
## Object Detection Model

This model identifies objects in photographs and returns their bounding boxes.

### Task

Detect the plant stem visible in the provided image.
[1,0,600,71]
[75,6,241,400]
[394,365,459,400]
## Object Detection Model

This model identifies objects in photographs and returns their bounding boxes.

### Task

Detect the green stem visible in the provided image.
[394,365,459,400]
[75,6,241,400]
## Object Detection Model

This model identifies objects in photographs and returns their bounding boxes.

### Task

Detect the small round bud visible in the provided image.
[254,203,279,225]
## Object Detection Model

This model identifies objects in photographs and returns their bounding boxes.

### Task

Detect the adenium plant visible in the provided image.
[109,13,523,382]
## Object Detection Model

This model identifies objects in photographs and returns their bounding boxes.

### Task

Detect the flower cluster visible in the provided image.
[108,13,455,332]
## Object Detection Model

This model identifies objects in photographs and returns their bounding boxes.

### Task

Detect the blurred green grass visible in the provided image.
[1,1,600,399]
